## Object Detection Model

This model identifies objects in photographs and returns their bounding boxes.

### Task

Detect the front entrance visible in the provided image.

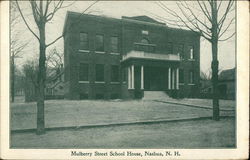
[144,66,168,91]
[125,63,179,99]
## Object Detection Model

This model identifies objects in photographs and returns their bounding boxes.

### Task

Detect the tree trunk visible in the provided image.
[211,0,220,120]
[211,41,220,121]
[11,56,15,102]
[36,23,46,134]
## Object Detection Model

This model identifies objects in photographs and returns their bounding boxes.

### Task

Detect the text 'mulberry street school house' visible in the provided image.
[63,11,200,100]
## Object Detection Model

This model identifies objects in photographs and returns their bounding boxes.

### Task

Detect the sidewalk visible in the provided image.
[154,99,235,111]
[11,99,235,132]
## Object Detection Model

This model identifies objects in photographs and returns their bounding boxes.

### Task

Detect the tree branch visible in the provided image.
[217,0,223,12]
[218,0,234,28]
[180,1,211,31]
[197,0,212,22]
[44,0,52,17]
[15,1,40,41]
[219,17,235,38]
[12,41,29,57]
[46,35,63,47]
[46,0,63,22]
[176,2,212,40]
[157,1,212,41]
[145,9,187,27]
[29,1,41,26]
[218,32,235,41]
[46,1,99,47]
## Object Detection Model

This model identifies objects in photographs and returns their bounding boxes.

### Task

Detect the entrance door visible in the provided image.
[144,66,167,91]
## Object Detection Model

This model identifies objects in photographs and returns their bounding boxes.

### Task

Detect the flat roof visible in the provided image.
[63,11,200,36]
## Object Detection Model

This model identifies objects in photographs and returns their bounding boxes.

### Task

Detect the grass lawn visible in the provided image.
[11,117,235,148]
[11,99,234,130]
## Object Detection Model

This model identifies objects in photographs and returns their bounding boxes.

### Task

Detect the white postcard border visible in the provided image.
[0,1,249,159]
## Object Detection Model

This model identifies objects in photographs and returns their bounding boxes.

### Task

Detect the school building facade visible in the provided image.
[63,12,200,99]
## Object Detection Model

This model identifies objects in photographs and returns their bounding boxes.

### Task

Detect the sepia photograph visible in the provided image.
[0,0,249,159]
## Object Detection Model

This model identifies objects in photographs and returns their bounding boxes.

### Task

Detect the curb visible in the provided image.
[11,116,234,134]
[154,100,235,111]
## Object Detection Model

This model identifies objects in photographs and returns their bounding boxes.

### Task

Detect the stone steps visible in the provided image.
[143,91,171,100]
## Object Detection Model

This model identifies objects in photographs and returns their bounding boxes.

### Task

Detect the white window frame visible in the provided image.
[188,46,195,61]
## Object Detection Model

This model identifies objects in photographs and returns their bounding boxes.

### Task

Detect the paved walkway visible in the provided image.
[154,99,235,111]
[11,99,235,131]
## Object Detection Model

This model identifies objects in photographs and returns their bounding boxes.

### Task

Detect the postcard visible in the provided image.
[0,0,249,159]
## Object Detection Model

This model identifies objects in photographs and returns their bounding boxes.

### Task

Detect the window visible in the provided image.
[95,34,104,52]
[79,63,88,81]
[188,46,194,59]
[177,44,184,59]
[189,71,194,84]
[111,65,119,82]
[96,64,104,81]
[79,33,88,50]
[167,42,173,54]
[110,36,118,53]
[179,69,184,83]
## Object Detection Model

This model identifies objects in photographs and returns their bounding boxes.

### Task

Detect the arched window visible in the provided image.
[134,38,155,53]
[141,38,149,44]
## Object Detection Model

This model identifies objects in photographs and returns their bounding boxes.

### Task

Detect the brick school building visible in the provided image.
[63,12,200,99]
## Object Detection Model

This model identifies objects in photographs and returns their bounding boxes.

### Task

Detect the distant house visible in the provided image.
[200,68,235,100]
[200,79,212,94]
[218,68,235,100]
[24,65,64,102]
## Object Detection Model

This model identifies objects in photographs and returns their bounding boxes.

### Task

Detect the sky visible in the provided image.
[13,1,235,75]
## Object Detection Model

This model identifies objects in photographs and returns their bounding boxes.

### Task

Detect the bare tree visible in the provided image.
[23,59,39,102]
[15,0,98,134]
[46,47,63,69]
[156,0,235,120]
[200,71,211,81]
[46,47,64,83]
[10,1,29,102]
[200,68,223,81]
